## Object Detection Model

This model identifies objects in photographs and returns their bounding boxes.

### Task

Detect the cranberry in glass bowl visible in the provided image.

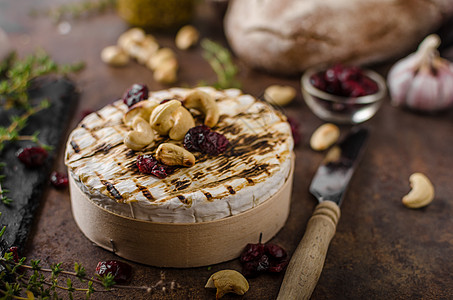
[301,64,386,124]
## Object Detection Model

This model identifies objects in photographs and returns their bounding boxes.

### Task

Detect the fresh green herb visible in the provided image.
[0,100,52,152]
[0,50,84,108]
[201,39,241,89]
[0,50,83,204]
[0,255,177,299]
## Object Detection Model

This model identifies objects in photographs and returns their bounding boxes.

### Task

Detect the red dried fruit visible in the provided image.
[95,260,132,284]
[50,171,69,189]
[287,117,301,146]
[6,246,24,273]
[122,84,148,107]
[7,246,20,263]
[265,243,287,260]
[184,125,210,152]
[268,259,289,273]
[136,154,175,178]
[239,234,289,277]
[241,261,259,278]
[240,243,265,263]
[16,146,48,168]
[184,125,229,155]
[256,254,270,272]
[310,64,379,97]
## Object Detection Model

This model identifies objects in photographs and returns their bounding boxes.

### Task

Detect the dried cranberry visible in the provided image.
[265,243,287,260]
[95,260,132,284]
[360,76,379,95]
[242,261,259,277]
[16,147,48,168]
[184,125,229,155]
[256,254,270,272]
[6,246,24,273]
[268,259,289,273]
[311,64,379,98]
[184,125,210,152]
[136,154,175,178]
[239,234,289,277]
[201,131,229,155]
[287,117,301,146]
[7,246,20,263]
[240,243,265,263]
[122,84,148,107]
[50,171,69,189]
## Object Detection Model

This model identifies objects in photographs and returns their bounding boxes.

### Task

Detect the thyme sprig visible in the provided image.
[0,164,11,205]
[201,39,241,89]
[0,255,176,299]
[0,49,84,204]
[0,50,84,108]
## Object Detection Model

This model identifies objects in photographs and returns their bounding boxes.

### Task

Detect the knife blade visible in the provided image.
[277,127,369,300]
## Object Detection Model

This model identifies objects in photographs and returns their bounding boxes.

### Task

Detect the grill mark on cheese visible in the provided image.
[204,192,213,201]
[125,149,136,158]
[83,126,100,140]
[70,141,81,153]
[137,185,155,201]
[101,180,124,202]
[66,89,292,205]
[219,123,241,135]
[177,195,190,205]
[93,143,113,154]
[175,180,191,191]
[226,186,236,194]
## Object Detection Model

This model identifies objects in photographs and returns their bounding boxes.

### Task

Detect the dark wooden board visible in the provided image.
[0,79,77,253]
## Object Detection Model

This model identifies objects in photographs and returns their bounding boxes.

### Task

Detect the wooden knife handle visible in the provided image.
[277,200,340,300]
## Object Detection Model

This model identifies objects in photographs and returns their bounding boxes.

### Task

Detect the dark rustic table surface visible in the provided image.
[1,1,453,299]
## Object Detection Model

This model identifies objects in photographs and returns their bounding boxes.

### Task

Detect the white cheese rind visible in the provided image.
[66,87,294,223]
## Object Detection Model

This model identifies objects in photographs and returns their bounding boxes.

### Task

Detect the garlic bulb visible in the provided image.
[387,34,453,112]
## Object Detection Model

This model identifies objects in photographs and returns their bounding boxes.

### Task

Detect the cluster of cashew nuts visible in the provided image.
[101,26,200,84]
[123,90,219,167]
[101,28,179,84]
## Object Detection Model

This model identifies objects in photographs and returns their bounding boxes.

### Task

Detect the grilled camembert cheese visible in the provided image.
[65,87,294,223]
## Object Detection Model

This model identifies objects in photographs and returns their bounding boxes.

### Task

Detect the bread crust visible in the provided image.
[224,0,453,75]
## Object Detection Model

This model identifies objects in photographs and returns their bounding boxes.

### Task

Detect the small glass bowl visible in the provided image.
[301,66,386,124]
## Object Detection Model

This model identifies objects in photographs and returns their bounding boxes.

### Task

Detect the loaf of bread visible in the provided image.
[224,0,453,75]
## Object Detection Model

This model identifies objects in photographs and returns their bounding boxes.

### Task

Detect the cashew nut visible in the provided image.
[123,99,160,126]
[117,28,159,64]
[310,123,340,151]
[402,173,435,208]
[149,100,195,139]
[264,85,296,106]
[117,28,146,50]
[156,143,195,167]
[184,90,219,127]
[101,45,129,67]
[169,106,195,140]
[205,270,249,299]
[146,48,176,71]
[175,25,200,50]
[153,58,178,84]
[124,116,154,150]
[117,27,146,49]
[149,100,181,135]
